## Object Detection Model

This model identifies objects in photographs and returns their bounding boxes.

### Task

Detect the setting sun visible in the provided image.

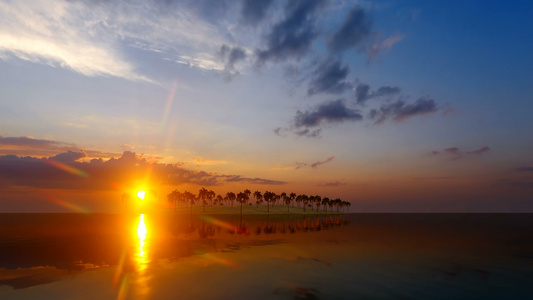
[137,190,146,200]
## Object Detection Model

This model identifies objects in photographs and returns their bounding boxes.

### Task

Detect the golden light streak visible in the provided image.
[47,159,89,177]
[48,197,90,213]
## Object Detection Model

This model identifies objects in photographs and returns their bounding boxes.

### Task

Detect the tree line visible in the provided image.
[167,187,351,214]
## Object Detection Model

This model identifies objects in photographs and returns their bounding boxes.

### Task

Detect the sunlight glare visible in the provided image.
[137,190,146,200]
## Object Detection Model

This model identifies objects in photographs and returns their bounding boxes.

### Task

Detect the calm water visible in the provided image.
[0,213,532,300]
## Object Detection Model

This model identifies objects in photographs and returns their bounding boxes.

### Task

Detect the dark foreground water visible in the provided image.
[0,213,532,300]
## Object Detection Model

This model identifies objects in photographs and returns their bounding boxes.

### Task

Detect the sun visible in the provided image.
[137,190,146,200]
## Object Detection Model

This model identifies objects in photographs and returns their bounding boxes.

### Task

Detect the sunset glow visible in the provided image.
[0,0,531,213]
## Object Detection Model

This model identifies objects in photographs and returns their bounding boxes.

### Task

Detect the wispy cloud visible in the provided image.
[0,0,232,82]
[368,98,438,124]
[296,156,335,169]
[318,180,345,187]
[431,146,491,160]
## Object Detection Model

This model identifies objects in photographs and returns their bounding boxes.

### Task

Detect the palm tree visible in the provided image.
[295,194,302,208]
[344,201,351,212]
[284,193,292,213]
[226,191,236,207]
[216,194,223,206]
[236,191,249,216]
[314,195,322,212]
[183,191,195,214]
[253,191,263,208]
[274,193,280,207]
[263,191,274,213]
[300,194,309,212]
[207,189,216,207]
[322,197,330,212]
[289,192,296,207]
[333,198,342,212]
[167,189,181,211]
[198,187,208,212]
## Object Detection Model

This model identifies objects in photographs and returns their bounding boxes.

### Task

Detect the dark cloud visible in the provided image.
[411,177,458,181]
[296,156,334,169]
[307,58,352,96]
[294,99,362,128]
[223,175,287,185]
[50,150,87,163]
[279,99,362,137]
[240,0,275,26]
[517,167,533,172]
[255,0,326,65]
[355,83,401,104]
[318,180,346,187]
[369,98,438,124]
[501,179,533,188]
[294,128,322,138]
[217,45,247,81]
[327,6,372,54]
[0,151,285,190]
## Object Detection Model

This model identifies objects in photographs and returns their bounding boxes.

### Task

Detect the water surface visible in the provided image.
[0,213,532,299]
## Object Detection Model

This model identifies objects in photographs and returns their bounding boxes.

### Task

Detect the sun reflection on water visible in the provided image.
[134,214,150,298]
[116,214,151,300]
[136,214,148,268]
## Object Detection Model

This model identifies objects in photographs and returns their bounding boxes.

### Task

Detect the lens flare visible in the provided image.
[47,159,88,177]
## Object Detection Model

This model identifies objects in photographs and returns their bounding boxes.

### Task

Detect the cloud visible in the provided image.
[50,150,87,163]
[0,136,73,151]
[465,146,490,155]
[296,156,334,169]
[0,0,237,81]
[294,99,362,128]
[517,167,533,172]
[255,0,326,65]
[432,146,491,160]
[307,58,353,96]
[0,151,285,190]
[444,147,461,158]
[240,0,275,26]
[371,34,406,58]
[368,97,438,124]
[318,180,346,187]
[327,6,373,53]
[223,175,287,185]
[217,44,247,81]
[0,1,152,82]
[0,136,121,159]
[280,99,362,137]
[500,179,533,188]
[355,83,401,104]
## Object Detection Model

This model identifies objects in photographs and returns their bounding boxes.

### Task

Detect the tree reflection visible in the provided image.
[168,215,350,238]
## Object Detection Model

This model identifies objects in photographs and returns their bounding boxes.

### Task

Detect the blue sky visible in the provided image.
[0,0,532,212]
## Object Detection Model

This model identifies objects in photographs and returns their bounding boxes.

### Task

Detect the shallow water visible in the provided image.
[0,213,532,299]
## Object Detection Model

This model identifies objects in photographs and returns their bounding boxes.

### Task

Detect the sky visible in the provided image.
[0,0,532,212]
